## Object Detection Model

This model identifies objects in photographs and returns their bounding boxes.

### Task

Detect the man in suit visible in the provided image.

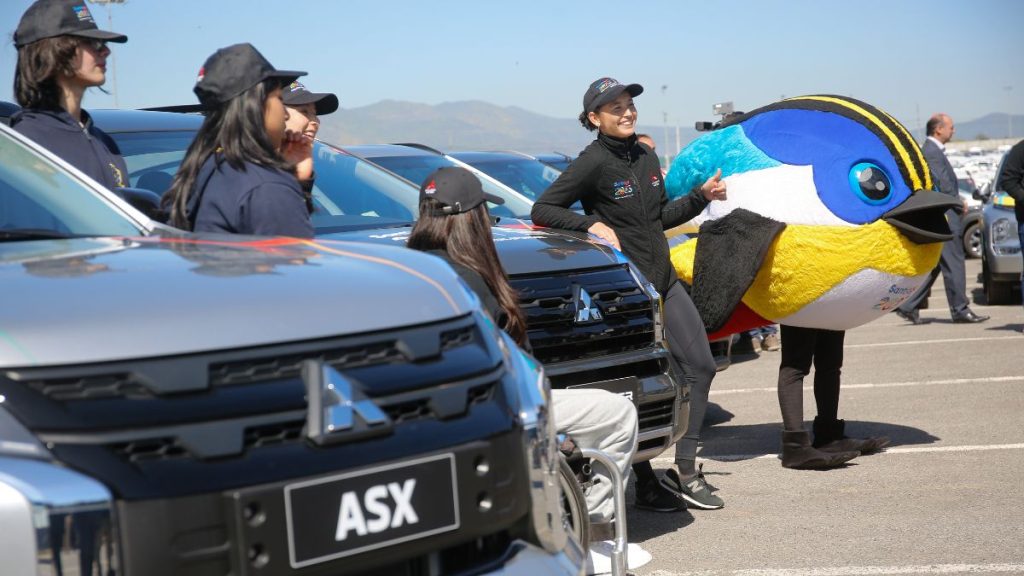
[895,113,989,324]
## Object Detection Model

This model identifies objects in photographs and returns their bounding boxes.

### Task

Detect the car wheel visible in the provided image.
[963,221,982,259]
[983,259,1013,305]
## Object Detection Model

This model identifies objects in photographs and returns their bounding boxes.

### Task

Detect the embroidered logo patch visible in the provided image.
[612,179,635,200]
[73,5,95,23]
[650,174,661,188]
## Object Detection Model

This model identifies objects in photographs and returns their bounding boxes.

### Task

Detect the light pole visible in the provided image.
[88,0,126,108]
[661,85,669,166]
[1005,86,1014,138]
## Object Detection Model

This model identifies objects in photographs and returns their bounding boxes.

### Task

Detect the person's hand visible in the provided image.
[962,198,969,215]
[588,221,621,250]
[281,129,315,182]
[701,168,727,201]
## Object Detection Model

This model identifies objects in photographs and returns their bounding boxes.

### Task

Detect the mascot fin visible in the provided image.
[691,208,786,332]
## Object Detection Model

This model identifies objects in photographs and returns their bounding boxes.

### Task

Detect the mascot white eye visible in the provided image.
[849,162,892,205]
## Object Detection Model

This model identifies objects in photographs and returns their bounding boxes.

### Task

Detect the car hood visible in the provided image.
[0,235,474,367]
[318,223,627,276]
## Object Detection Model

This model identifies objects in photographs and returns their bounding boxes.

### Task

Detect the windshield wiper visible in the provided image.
[0,228,81,242]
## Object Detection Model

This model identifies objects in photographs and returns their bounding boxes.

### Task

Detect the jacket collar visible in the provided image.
[10,107,93,132]
[597,131,637,160]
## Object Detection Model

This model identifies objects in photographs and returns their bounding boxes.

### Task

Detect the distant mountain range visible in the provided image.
[318,100,1023,156]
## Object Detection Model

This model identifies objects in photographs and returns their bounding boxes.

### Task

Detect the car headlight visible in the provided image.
[991,217,1022,255]
[497,334,569,554]
[0,456,119,576]
[626,262,664,344]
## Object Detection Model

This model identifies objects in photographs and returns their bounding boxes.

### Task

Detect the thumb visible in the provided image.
[712,168,722,181]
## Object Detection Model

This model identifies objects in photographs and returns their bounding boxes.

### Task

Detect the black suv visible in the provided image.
[81,111,688,463]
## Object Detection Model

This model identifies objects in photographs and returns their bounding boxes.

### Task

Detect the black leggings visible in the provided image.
[662,282,718,471]
[777,325,844,431]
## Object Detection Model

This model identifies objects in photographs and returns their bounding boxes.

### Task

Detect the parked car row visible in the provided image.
[0,104,694,575]
[0,118,589,573]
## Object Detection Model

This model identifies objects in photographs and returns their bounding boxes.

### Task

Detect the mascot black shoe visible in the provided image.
[812,417,890,455]
[781,430,859,469]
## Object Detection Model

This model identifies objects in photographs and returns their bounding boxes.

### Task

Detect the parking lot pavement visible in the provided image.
[628,258,1024,576]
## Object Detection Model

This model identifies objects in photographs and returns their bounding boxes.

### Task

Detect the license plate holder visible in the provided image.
[284,453,459,568]
[567,376,640,409]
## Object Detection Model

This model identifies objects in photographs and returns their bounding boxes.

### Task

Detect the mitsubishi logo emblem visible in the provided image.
[302,360,392,446]
[573,285,603,324]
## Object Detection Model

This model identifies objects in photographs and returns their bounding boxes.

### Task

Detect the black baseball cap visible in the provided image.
[282,81,339,116]
[15,0,127,48]
[419,167,504,215]
[194,43,306,109]
[583,77,643,114]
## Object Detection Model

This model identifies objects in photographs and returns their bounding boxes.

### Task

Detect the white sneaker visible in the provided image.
[586,540,653,575]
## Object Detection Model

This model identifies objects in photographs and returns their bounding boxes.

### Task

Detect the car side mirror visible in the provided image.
[116,186,167,222]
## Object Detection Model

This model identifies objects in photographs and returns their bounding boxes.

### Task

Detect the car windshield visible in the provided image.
[111,131,196,194]
[309,144,419,231]
[0,128,142,240]
[108,127,531,231]
[454,156,561,201]
[364,154,533,219]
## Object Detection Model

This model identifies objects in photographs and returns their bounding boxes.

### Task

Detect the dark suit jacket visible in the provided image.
[922,138,957,197]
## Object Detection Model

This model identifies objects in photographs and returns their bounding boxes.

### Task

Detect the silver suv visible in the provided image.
[0,124,583,575]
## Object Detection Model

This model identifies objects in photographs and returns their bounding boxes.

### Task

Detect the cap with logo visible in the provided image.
[194,43,306,109]
[15,0,127,48]
[419,167,504,215]
[282,81,339,116]
[582,77,644,114]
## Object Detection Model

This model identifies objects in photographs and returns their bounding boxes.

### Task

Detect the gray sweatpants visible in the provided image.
[552,388,638,523]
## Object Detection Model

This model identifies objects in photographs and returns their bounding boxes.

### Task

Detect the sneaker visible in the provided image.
[633,478,687,512]
[586,540,653,575]
[660,464,725,510]
[760,333,781,352]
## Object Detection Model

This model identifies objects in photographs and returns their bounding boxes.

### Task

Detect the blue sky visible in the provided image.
[2,0,1022,133]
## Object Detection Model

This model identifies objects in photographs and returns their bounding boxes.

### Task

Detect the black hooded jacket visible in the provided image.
[531,132,709,295]
[10,108,128,192]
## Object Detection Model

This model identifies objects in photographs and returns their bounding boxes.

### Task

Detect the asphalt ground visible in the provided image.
[624,258,1024,576]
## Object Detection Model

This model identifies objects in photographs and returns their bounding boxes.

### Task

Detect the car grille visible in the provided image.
[0,314,514,500]
[512,265,656,365]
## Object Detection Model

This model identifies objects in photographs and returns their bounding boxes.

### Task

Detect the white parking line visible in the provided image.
[647,563,1024,575]
[710,376,1024,396]
[650,443,1024,465]
[845,336,1021,349]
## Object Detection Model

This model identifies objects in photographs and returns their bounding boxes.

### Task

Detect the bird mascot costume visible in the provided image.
[665,95,961,469]
[666,95,960,340]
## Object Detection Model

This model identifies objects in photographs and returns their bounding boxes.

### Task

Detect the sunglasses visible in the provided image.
[81,39,108,52]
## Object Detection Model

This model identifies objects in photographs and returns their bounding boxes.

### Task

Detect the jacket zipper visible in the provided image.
[626,154,657,278]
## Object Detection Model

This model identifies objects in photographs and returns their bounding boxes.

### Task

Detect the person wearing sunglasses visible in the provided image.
[11,0,129,192]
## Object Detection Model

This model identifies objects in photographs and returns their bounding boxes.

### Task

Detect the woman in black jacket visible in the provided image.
[532,77,728,510]
[11,0,128,192]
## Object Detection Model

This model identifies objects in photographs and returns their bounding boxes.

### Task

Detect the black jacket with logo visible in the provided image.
[10,108,128,192]
[531,132,709,295]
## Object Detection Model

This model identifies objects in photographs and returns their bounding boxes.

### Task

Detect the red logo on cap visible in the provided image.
[196,66,205,83]
[424,180,437,195]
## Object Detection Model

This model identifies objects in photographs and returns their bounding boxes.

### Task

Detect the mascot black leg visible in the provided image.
[777,325,859,469]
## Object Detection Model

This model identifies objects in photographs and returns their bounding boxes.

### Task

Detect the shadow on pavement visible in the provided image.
[697,420,941,463]
[986,322,1024,334]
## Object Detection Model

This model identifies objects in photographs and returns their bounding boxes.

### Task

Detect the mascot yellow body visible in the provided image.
[665,96,959,338]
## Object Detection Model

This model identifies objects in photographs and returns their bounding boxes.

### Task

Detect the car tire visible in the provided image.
[983,259,1014,305]
[963,221,982,259]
